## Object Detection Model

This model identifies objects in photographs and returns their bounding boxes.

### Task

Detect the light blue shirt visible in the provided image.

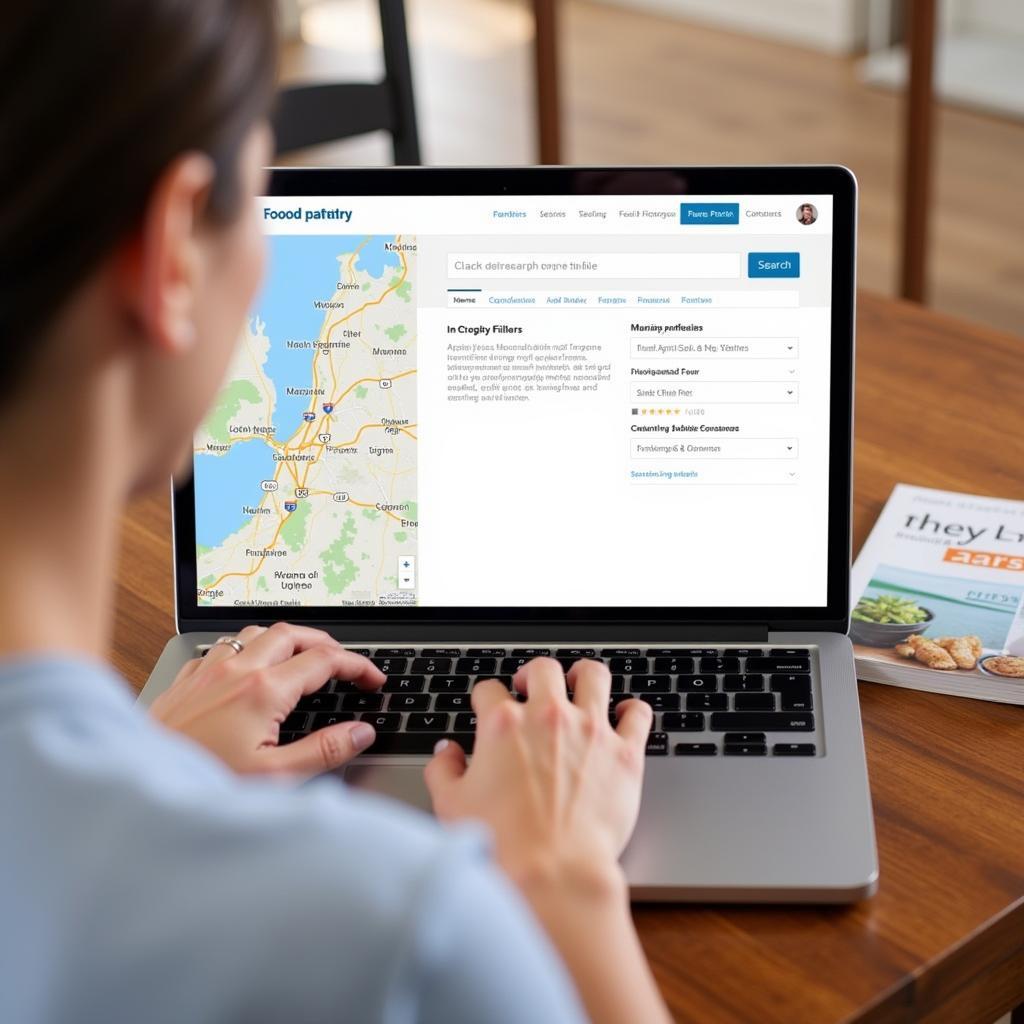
[0,657,587,1024]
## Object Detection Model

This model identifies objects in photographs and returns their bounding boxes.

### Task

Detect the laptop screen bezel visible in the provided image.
[174,165,855,634]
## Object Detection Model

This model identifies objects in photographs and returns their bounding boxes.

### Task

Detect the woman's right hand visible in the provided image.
[425,658,672,1024]
[425,656,652,893]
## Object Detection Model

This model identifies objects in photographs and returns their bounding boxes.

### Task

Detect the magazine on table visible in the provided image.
[850,484,1024,704]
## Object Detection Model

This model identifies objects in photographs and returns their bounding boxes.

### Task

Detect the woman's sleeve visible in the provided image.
[408,852,589,1024]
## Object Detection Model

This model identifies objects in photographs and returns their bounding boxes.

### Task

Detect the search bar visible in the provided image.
[447,253,741,279]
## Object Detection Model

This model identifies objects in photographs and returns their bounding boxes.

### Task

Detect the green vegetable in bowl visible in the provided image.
[852,594,929,625]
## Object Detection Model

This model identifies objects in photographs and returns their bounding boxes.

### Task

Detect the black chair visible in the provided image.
[273,0,420,164]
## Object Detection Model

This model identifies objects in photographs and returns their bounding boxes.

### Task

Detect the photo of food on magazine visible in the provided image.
[850,484,1024,704]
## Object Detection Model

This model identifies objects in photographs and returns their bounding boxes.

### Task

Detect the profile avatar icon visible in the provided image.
[797,203,818,225]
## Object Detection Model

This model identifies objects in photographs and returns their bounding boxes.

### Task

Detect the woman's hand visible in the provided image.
[425,656,652,891]
[149,623,384,777]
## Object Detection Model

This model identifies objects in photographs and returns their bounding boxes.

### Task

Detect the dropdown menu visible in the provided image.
[630,438,799,460]
[630,381,799,403]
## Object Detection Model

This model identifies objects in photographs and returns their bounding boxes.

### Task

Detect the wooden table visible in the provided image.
[113,293,1024,1024]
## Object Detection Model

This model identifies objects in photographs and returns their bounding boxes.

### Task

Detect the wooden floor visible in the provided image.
[284,0,1024,336]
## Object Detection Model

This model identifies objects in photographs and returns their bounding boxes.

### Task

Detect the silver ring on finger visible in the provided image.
[214,636,245,655]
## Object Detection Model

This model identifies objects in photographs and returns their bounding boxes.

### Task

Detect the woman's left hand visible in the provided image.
[149,623,384,777]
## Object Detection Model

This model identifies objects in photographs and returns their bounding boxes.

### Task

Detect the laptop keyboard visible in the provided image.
[206,646,820,758]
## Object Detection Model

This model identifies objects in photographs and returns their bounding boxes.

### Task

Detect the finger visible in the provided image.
[424,737,468,811]
[266,720,376,777]
[241,624,384,689]
[201,625,268,667]
[615,698,654,748]
[471,678,514,716]
[267,646,384,706]
[513,656,567,706]
[566,658,611,714]
[233,622,342,669]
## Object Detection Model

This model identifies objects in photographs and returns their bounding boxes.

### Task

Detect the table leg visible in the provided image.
[533,0,561,164]
[899,0,937,303]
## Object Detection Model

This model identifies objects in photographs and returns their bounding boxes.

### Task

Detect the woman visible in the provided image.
[0,3,671,1023]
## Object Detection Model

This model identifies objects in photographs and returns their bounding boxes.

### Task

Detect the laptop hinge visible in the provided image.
[177,619,771,643]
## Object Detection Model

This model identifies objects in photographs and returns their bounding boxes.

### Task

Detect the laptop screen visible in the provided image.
[192,189,836,611]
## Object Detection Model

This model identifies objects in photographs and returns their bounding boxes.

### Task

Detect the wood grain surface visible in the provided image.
[113,293,1024,1023]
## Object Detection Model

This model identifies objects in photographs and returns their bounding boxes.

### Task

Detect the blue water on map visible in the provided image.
[194,440,277,549]
[255,234,395,441]
[355,235,401,279]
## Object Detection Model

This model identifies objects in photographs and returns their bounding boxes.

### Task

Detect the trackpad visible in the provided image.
[342,763,434,814]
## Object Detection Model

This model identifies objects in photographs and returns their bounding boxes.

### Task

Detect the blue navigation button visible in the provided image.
[748,252,800,278]
[680,202,739,225]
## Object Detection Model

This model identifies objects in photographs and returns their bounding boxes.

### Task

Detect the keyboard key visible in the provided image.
[636,692,680,711]
[421,648,463,657]
[361,712,401,732]
[770,648,810,657]
[677,674,718,692]
[501,656,532,673]
[371,657,408,674]
[556,648,596,658]
[296,692,340,712]
[330,678,359,693]
[341,693,384,712]
[382,675,425,693]
[453,713,477,732]
[465,648,505,657]
[724,743,767,756]
[411,657,452,674]
[771,675,814,711]
[770,673,813,688]
[723,673,765,692]
[373,648,415,657]
[428,675,470,693]
[509,648,551,657]
[630,675,672,693]
[734,693,775,711]
[723,732,766,745]
[434,693,472,711]
[686,693,728,711]
[773,743,817,756]
[474,675,513,687]
[610,675,626,693]
[700,657,740,673]
[388,693,430,711]
[653,657,694,674]
[278,731,299,746]
[675,743,717,756]
[731,648,764,657]
[310,712,355,730]
[602,648,642,657]
[709,712,814,732]
[645,732,669,756]
[746,657,811,673]
[662,712,705,732]
[778,689,813,712]
[344,649,371,657]
[610,657,648,674]
[676,648,720,657]
[456,657,497,674]
[407,713,451,731]
[282,712,310,732]
[369,732,474,755]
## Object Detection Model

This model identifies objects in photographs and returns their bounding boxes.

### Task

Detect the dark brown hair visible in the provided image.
[0,0,277,394]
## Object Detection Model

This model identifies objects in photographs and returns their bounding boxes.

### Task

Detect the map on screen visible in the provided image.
[194,233,418,607]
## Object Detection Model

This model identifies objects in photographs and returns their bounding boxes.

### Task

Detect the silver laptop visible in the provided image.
[139,165,878,902]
